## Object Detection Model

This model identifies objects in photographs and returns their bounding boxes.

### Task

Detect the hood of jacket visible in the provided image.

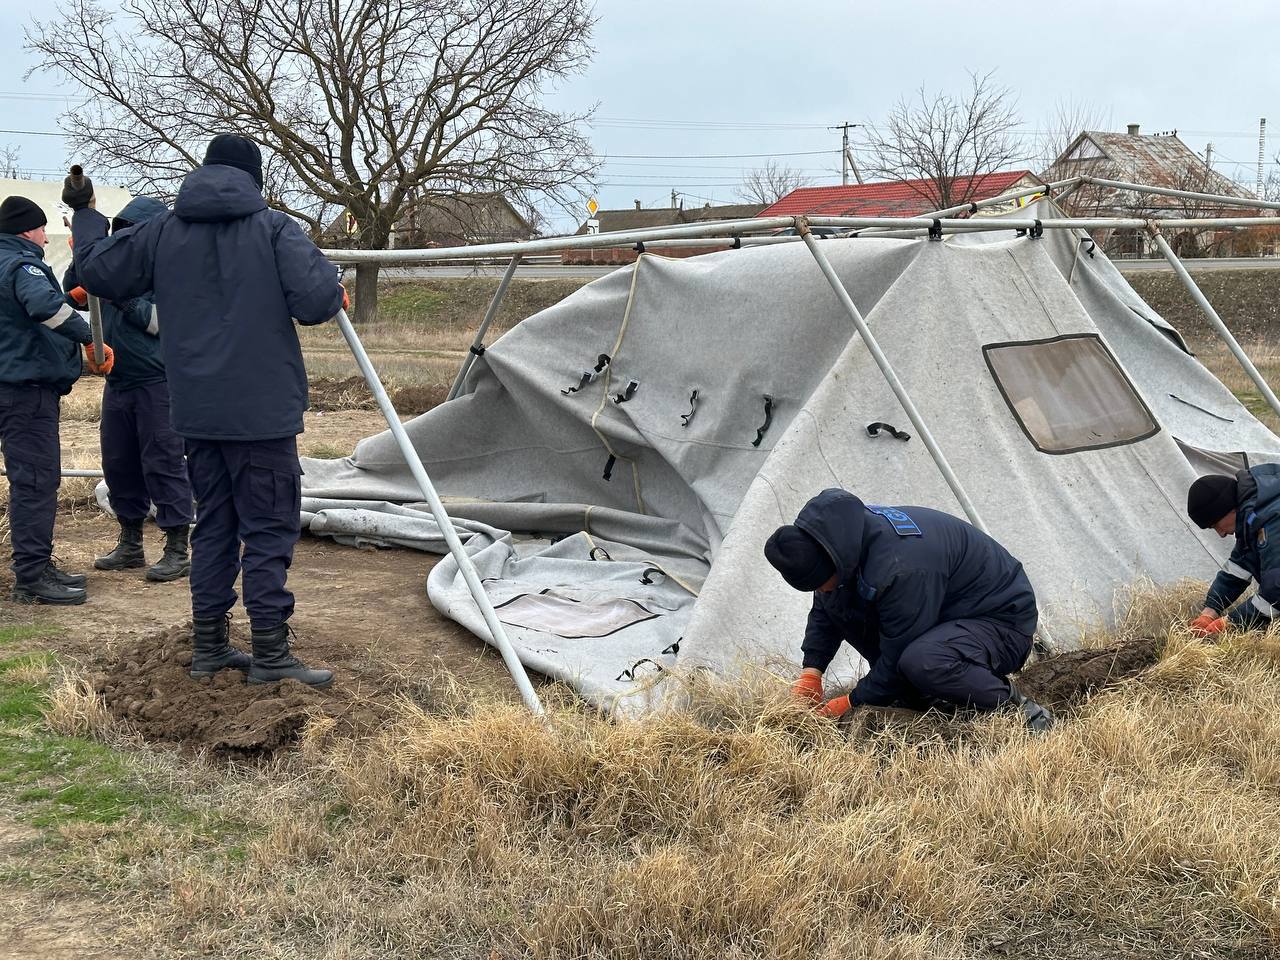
[792,488,866,589]
[114,195,168,228]
[173,164,267,223]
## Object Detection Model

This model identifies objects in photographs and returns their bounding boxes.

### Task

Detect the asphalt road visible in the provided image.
[1115,257,1280,272]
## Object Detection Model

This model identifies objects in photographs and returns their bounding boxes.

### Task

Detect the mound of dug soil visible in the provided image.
[1014,636,1161,713]
[309,376,447,416]
[94,624,398,756]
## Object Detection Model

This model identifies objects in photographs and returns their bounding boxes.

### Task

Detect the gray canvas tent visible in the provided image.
[299,197,1280,711]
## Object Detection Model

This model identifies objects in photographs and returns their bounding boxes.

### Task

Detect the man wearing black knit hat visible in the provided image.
[1186,464,1280,637]
[764,488,1053,731]
[65,135,344,688]
[0,194,113,604]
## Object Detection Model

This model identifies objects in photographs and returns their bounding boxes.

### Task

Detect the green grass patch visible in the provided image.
[0,624,63,647]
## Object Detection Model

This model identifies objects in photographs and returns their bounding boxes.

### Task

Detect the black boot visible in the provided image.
[189,616,251,679]
[1007,682,1054,734]
[95,519,145,571]
[46,558,87,589]
[248,624,334,688]
[11,567,87,606]
[147,526,191,582]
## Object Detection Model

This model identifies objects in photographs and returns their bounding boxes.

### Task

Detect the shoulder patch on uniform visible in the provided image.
[23,264,44,277]
[866,505,922,537]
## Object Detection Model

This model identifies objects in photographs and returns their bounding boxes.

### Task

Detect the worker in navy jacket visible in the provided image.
[765,488,1053,731]
[66,136,344,687]
[63,196,194,583]
[1186,464,1280,637]
[0,194,113,605]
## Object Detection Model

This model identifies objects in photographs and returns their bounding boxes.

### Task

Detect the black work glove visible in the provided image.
[61,165,95,211]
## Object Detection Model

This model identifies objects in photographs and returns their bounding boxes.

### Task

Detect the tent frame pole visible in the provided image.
[1084,176,1280,212]
[1146,225,1280,421]
[335,307,546,715]
[798,222,990,531]
[799,222,1057,653]
[447,254,521,402]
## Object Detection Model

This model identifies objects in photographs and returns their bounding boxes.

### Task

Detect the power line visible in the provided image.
[0,128,66,138]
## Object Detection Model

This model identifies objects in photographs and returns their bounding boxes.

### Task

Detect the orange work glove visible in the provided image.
[340,282,349,311]
[84,343,114,376]
[67,286,88,307]
[819,694,852,720]
[1189,613,1226,638]
[790,671,824,706]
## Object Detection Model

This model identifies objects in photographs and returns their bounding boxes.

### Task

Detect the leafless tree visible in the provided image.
[861,71,1022,210]
[1034,98,1112,176]
[737,160,811,206]
[28,0,600,322]
[0,144,21,179]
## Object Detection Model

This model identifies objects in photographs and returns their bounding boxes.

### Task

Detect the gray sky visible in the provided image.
[2,0,1278,233]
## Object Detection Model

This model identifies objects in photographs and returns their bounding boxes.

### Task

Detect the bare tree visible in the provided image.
[0,144,21,179]
[1034,98,1112,175]
[28,0,600,322]
[737,160,811,206]
[861,71,1022,210]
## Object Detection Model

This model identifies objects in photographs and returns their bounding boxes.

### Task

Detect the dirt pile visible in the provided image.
[94,623,398,756]
[309,376,447,416]
[1014,636,1161,712]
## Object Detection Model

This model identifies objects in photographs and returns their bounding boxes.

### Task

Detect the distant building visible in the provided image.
[564,200,765,264]
[324,192,535,249]
[757,171,1043,219]
[1043,124,1259,257]
[0,176,133,277]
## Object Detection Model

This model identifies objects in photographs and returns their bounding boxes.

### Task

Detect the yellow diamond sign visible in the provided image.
[586,198,598,216]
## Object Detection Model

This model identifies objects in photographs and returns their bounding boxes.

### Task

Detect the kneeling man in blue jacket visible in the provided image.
[66,136,344,688]
[766,488,1053,731]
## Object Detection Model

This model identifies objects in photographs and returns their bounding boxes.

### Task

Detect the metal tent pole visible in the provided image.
[0,468,104,478]
[799,223,1058,653]
[446,254,521,402]
[1083,176,1280,212]
[1147,226,1280,421]
[798,224,989,532]
[335,307,545,715]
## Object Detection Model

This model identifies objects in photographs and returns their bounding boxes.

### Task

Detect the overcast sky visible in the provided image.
[2,0,1277,233]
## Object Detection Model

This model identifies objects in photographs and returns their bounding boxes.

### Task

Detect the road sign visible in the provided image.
[586,198,598,216]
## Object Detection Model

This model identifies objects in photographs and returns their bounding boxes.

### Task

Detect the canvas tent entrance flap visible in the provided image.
[301,225,1277,710]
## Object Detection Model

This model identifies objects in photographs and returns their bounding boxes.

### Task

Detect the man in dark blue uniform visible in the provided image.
[64,196,194,583]
[1186,465,1280,637]
[1,194,113,604]
[66,136,343,686]
[765,488,1053,731]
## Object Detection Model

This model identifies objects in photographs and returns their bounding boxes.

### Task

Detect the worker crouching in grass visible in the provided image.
[63,197,194,583]
[0,195,113,605]
[66,136,344,688]
[766,488,1054,732]
[1187,465,1280,637]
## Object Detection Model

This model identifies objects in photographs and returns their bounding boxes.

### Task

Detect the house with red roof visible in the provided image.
[757,170,1043,220]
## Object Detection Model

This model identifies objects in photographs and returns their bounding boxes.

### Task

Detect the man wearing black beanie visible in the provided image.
[1,194,113,604]
[65,136,345,688]
[764,488,1053,732]
[1186,463,1280,637]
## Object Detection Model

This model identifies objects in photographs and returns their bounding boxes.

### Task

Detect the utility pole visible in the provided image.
[829,122,863,185]
[1258,118,1267,201]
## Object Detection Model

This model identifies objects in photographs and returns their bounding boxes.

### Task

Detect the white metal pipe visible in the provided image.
[1083,176,1280,212]
[1148,229,1280,421]
[799,227,990,532]
[334,307,545,715]
[325,216,798,264]
[799,224,1058,653]
[447,254,522,402]
[0,468,104,478]
[855,178,1079,235]
[87,295,105,364]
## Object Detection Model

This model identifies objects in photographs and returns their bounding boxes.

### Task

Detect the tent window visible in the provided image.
[983,334,1159,454]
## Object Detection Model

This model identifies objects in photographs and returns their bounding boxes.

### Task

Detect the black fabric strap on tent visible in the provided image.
[681,389,699,427]
[752,395,774,447]
[866,421,911,442]
[613,379,639,404]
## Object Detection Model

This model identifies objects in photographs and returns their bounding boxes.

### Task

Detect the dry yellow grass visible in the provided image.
[40,612,1264,960]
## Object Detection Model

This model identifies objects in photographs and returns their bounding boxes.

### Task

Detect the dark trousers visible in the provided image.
[185,436,302,631]
[0,384,61,584]
[100,381,193,529]
[896,618,1033,710]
